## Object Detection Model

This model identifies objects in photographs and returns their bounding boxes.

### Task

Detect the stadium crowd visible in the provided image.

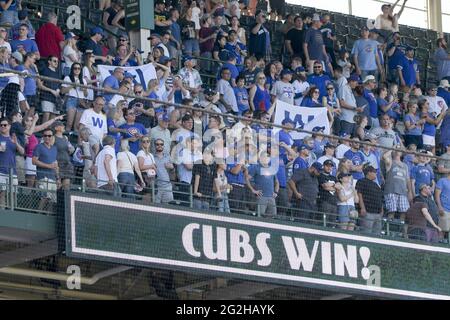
[0,0,450,243]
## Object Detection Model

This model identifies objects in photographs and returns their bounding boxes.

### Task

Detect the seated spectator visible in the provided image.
[61,63,89,132]
[35,12,64,60]
[406,185,442,243]
[10,24,39,59]
[62,32,81,76]
[301,86,322,107]
[9,9,34,41]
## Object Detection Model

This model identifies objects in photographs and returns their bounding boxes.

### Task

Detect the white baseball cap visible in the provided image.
[439,79,449,89]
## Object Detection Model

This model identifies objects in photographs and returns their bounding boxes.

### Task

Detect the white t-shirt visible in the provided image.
[79,109,108,142]
[336,144,351,160]
[63,45,80,69]
[96,145,117,187]
[216,79,238,112]
[137,150,156,174]
[82,66,98,101]
[117,151,137,174]
[109,94,128,109]
[292,80,310,106]
[62,76,88,98]
[191,7,201,30]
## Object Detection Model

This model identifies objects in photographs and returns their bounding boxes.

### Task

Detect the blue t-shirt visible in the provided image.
[10,39,39,54]
[301,97,322,107]
[438,87,450,107]
[33,143,58,180]
[422,112,437,136]
[278,130,293,160]
[226,164,245,185]
[387,43,406,71]
[0,0,18,12]
[119,123,147,155]
[363,88,377,118]
[218,62,239,81]
[0,62,11,89]
[102,75,120,103]
[411,164,434,195]
[16,65,37,96]
[437,177,450,211]
[344,149,364,181]
[234,87,249,114]
[107,118,121,154]
[398,56,419,87]
[112,56,138,67]
[351,39,379,71]
[404,113,422,136]
[0,135,16,175]
[293,156,309,173]
[224,42,246,67]
[306,73,332,98]
[304,28,326,61]
[248,164,276,197]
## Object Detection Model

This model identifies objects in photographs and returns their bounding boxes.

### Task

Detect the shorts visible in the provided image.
[183,39,200,55]
[15,155,25,183]
[41,100,58,114]
[26,95,38,110]
[65,96,85,112]
[25,157,36,176]
[337,205,356,223]
[423,134,435,147]
[385,193,410,213]
[0,173,18,191]
[58,162,74,180]
[37,178,57,202]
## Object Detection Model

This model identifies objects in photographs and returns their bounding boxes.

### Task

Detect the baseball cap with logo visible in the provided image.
[363,75,376,83]
[439,79,449,89]
[312,13,321,22]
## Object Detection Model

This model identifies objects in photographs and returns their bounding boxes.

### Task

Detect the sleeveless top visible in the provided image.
[337,184,355,206]
[384,161,409,195]
[253,85,271,112]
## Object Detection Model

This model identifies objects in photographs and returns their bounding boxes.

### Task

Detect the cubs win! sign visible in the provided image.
[66,193,450,299]
[273,100,331,140]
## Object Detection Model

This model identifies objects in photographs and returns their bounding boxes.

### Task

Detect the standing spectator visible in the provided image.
[119,108,148,155]
[10,24,39,59]
[352,27,383,81]
[436,172,450,233]
[0,117,23,207]
[435,38,450,82]
[382,150,413,221]
[337,172,358,231]
[306,61,332,98]
[320,14,336,67]
[356,165,383,234]
[386,32,406,82]
[438,143,450,180]
[0,47,11,91]
[82,50,100,101]
[404,101,425,148]
[153,138,175,204]
[425,85,448,118]
[240,56,260,90]
[62,32,81,76]
[318,160,341,226]
[249,10,271,61]
[420,99,445,153]
[180,7,200,57]
[344,139,365,182]
[73,127,99,188]
[301,86,322,107]
[154,0,172,36]
[61,63,89,132]
[230,15,246,45]
[53,121,74,189]
[32,128,58,211]
[406,185,441,242]
[271,69,294,105]
[374,1,407,33]
[95,135,119,195]
[84,27,113,65]
[285,16,305,61]
[292,144,311,173]
[199,15,217,73]
[370,114,403,150]
[337,74,360,135]
[35,12,64,60]
[246,153,279,217]
[288,162,321,223]
[117,139,145,197]
[362,75,379,127]
[303,14,328,74]
[193,151,216,210]
[438,80,450,107]
[234,75,249,115]
[292,66,309,106]
[37,55,61,123]
[411,150,435,196]
[102,0,124,50]
[136,136,156,202]
[216,67,238,114]
[178,56,203,100]
[0,76,29,118]
[337,49,353,79]
[79,96,108,144]
[9,9,34,41]
[214,162,231,213]
[168,8,182,64]
[0,0,20,26]
[17,52,38,115]
[150,113,171,155]
[397,46,420,89]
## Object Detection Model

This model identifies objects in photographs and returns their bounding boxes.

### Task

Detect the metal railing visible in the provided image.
[0,166,445,246]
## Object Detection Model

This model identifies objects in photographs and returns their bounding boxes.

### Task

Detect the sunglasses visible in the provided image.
[155,143,164,146]
[51,59,58,63]
[142,140,150,143]
[119,39,128,41]
[0,29,6,32]
[73,67,81,70]
[0,123,8,127]
[258,77,266,80]
[43,134,53,138]
[314,91,320,94]
[314,66,322,69]
[135,91,142,94]
[327,87,334,90]
[127,112,135,116]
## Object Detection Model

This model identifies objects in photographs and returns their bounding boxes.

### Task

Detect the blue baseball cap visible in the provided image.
[158,113,170,122]
[339,132,351,138]
[295,142,312,151]
[311,162,323,172]
[282,118,295,126]
[281,69,294,77]
[159,56,171,64]
[295,66,306,73]
[65,32,78,40]
[123,71,135,79]
[183,55,195,63]
[348,74,361,83]
[90,27,104,37]
[312,126,325,133]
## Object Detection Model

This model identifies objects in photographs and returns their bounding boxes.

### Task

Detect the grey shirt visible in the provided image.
[384,161,410,196]
[337,77,357,123]
[271,80,295,105]
[290,168,319,204]
[150,125,171,155]
[370,127,399,149]
[154,153,172,189]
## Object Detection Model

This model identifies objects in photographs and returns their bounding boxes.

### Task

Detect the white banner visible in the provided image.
[97,63,157,91]
[274,100,330,140]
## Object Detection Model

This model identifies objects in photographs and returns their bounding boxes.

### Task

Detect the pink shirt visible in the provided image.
[26,134,39,158]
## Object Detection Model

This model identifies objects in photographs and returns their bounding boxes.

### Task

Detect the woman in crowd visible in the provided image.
[249,72,271,116]
[19,53,39,116]
[337,172,358,231]
[230,15,246,45]
[404,101,425,149]
[137,136,157,203]
[53,121,75,189]
[323,83,341,130]
[264,62,278,92]
[354,115,369,141]
[82,50,100,101]
[337,158,353,177]
[61,62,89,133]
[0,76,29,118]
[62,32,81,77]
[107,103,127,154]
[117,139,145,197]
[419,99,445,154]
[180,7,200,57]
[301,87,322,107]
[374,0,408,33]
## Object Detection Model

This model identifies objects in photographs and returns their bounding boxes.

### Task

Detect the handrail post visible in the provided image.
[323,213,327,227]
[151,180,155,204]
[189,185,193,208]
[9,167,14,210]
[81,179,86,193]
